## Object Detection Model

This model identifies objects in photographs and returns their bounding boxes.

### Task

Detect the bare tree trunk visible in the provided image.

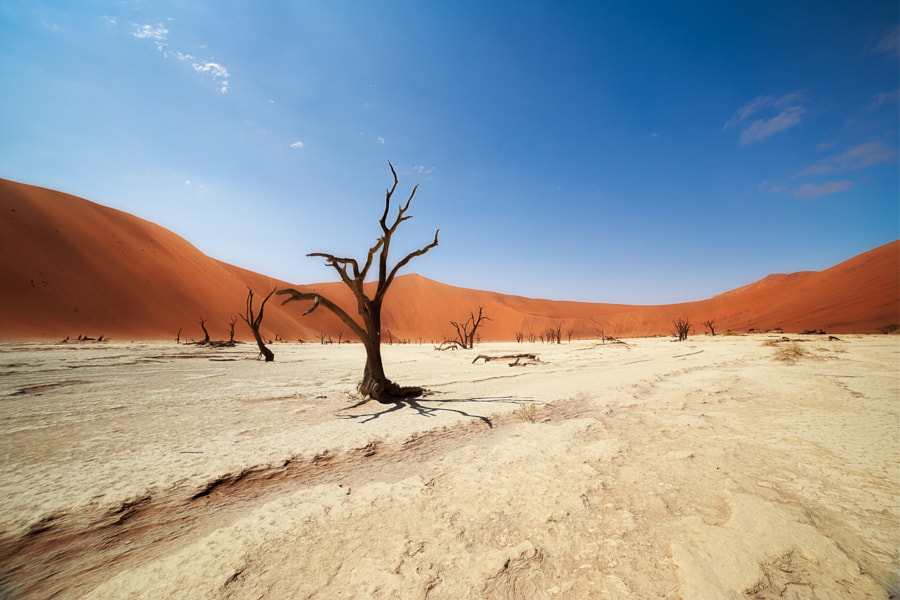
[240,288,275,361]
[199,319,210,343]
[674,318,691,342]
[278,163,438,403]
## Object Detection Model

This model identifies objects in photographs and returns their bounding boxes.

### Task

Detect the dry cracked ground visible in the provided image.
[0,335,897,599]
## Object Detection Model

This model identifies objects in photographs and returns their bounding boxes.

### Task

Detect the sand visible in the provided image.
[1,334,897,599]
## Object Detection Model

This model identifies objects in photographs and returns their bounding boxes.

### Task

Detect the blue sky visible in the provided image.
[1,1,897,304]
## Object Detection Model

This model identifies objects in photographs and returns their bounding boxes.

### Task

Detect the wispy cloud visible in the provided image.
[133,23,168,50]
[792,180,853,198]
[794,140,897,178]
[132,23,230,93]
[290,141,304,149]
[793,164,834,178]
[376,136,385,145]
[193,61,229,93]
[873,24,900,58]
[165,50,194,62]
[103,16,117,26]
[868,89,900,111]
[724,93,805,145]
[830,140,897,170]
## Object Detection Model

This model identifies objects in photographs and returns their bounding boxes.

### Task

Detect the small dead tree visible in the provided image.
[515,331,524,343]
[703,319,716,336]
[199,318,210,343]
[673,318,691,342]
[278,163,438,403]
[240,287,275,361]
[450,306,491,349]
[228,315,238,343]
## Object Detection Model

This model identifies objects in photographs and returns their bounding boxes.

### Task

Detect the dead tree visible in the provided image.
[450,306,491,349]
[278,163,439,403]
[199,319,210,343]
[673,318,691,342]
[703,319,716,336]
[240,287,275,361]
[228,315,238,343]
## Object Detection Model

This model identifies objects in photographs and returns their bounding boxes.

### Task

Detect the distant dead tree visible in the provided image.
[175,327,182,344]
[703,319,716,336]
[278,163,439,403]
[673,318,691,342]
[240,287,275,362]
[198,318,211,343]
[515,331,524,343]
[542,324,561,344]
[228,315,238,343]
[448,306,491,349]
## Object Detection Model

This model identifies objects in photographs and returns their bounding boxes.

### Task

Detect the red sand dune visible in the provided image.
[1,178,898,342]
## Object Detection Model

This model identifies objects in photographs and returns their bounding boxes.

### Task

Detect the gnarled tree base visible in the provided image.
[360,377,425,403]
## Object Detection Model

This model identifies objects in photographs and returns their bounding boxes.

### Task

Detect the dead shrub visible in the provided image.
[774,342,808,363]
[516,403,537,423]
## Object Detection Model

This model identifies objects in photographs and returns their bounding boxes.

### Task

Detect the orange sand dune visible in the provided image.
[1,178,897,342]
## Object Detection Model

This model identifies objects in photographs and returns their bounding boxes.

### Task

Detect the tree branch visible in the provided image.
[307,252,358,288]
[377,229,439,302]
[276,288,366,340]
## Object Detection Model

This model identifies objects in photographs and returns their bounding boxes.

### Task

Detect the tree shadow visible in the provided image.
[336,395,528,428]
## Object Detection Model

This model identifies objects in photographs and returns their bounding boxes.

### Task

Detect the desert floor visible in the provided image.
[0,335,897,599]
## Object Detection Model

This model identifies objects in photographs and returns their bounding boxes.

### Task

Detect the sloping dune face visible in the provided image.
[0,179,322,341]
[1,178,897,341]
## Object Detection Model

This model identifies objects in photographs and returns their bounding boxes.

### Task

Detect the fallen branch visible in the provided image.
[472,353,539,364]
[673,350,704,359]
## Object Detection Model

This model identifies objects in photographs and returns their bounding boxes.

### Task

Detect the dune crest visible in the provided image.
[1,178,897,341]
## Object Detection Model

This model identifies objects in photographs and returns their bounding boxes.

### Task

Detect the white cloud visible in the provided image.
[725,93,805,145]
[192,61,230,93]
[165,50,194,62]
[769,185,789,193]
[792,180,853,198]
[290,141,304,149]
[131,23,229,93]
[133,23,168,49]
[412,165,434,174]
[376,136,385,144]
[103,16,117,26]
